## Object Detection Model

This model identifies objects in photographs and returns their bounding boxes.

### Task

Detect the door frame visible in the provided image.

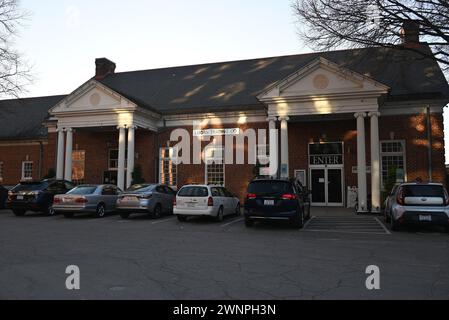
[309,165,344,207]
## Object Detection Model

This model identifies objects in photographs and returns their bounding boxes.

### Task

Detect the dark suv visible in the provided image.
[7,179,75,216]
[244,179,310,228]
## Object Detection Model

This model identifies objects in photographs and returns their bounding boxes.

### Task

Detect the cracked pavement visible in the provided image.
[0,209,448,300]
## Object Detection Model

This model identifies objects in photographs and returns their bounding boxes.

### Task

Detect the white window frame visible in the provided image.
[294,169,307,187]
[108,148,127,171]
[380,140,407,189]
[21,161,33,181]
[159,147,177,187]
[205,145,225,186]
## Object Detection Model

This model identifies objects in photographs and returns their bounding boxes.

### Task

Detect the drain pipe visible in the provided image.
[426,106,433,182]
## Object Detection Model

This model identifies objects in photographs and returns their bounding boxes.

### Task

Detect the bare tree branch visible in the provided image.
[0,0,31,98]
[292,0,449,74]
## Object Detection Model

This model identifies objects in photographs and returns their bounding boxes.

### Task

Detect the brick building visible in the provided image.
[0,42,448,212]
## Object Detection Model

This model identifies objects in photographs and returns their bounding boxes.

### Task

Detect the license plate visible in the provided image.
[264,200,275,206]
[419,215,432,222]
[16,195,23,200]
[124,196,136,201]
[187,203,196,207]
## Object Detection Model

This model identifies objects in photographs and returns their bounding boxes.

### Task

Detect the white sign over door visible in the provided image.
[193,128,240,137]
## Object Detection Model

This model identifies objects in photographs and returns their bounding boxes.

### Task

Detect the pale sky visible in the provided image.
[12,0,449,163]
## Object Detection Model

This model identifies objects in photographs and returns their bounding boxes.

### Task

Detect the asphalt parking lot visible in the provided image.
[0,208,448,300]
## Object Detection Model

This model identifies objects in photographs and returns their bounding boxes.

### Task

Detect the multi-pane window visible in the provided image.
[108,149,127,170]
[0,161,3,182]
[381,141,406,188]
[72,150,85,184]
[21,161,33,181]
[159,147,177,187]
[205,146,224,186]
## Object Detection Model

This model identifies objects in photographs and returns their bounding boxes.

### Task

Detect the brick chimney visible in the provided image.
[95,58,116,80]
[400,20,420,48]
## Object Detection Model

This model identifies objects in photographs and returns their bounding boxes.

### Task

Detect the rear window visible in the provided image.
[178,187,209,197]
[68,186,98,195]
[126,184,156,193]
[11,182,48,192]
[247,181,294,196]
[402,185,445,197]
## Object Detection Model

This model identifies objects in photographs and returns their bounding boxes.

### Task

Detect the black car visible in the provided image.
[7,179,75,216]
[244,179,311,228]
[0,185,8,209]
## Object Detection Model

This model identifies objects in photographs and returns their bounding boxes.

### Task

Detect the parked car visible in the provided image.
[244,179,309,228]
[174,185,240,222]
[384,182,449,231]
[53,184,122,218]
[292,178,311,219]
[7,179,75,216]
[117,183,176,219]
[0,185,8,209]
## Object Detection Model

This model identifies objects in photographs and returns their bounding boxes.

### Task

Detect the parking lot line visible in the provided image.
[303,229,390,235]
[374,217,392,235]
[220,217,244,228]
[302,215,316,230]
[151,216,176,224]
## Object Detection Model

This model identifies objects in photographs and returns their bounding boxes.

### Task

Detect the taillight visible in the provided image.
[207,196,214,206]
[173,197,177,207]
[7,192,13,202]
[282,194,297,200]
[246,193,257,200]
[396,188,405,205]
[444,189,449,205]
[138,194,152,199]
[53,197,61,204]
[75,197,88,204]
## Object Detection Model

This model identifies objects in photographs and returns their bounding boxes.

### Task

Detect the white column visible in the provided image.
[56,128,65,180]
[279,116,290,178]
[355,113,368,212]
[126,126,136,189]
[117,126,127,191]
[64,128,73,181]
[267,116,278,177]
[369,111,381,213]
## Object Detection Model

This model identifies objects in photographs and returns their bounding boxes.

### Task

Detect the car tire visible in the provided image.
[13,209,26,216]
[244,217,254,227]
[120,212,130,219]
[96,204,106,218]
[151,204,162,219]
[390,214,399,231]
[215,206,224,222]
[46,206,56,216]
[63,212,74,218]
[292,210,304,229]
[177,215,187,222]
[235,203,241,216]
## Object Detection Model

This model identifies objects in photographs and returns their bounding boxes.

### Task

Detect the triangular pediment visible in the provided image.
[258,57,389,101]
[50,80,136,114]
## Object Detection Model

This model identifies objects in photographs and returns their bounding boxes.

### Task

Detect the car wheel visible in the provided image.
[235,203,241,216]
[96,204,106,218]
[13,209,26,216]
[177,215,187,222]
[47,206,56,216]
[244,217,254,227]
[390,214,399,231]
[151,204,162,219]
[63,212,74,218]
[292,210,304,229]
[120,212,130,219]
[215,206,224,222]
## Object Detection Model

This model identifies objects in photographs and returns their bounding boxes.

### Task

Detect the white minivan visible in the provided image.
[174,185,240,222]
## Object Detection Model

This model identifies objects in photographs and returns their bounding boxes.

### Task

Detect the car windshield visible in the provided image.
[247,181,294,196]
[11,182,49,192]
[178,187,209,197]
[403,185,445,197]
[68,186,98,195]
[125,184,156,193]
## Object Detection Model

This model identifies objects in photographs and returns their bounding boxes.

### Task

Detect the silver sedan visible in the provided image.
[53,184,122,218]
[117,184,176,219]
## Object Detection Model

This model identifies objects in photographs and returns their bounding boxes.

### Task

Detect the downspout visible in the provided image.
[426,106,433,182]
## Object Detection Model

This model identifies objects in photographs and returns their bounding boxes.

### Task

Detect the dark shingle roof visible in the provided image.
[99,45,449,114]
[0,95,66,139]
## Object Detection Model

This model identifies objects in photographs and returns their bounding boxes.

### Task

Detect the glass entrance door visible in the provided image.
[310,167,344,206]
